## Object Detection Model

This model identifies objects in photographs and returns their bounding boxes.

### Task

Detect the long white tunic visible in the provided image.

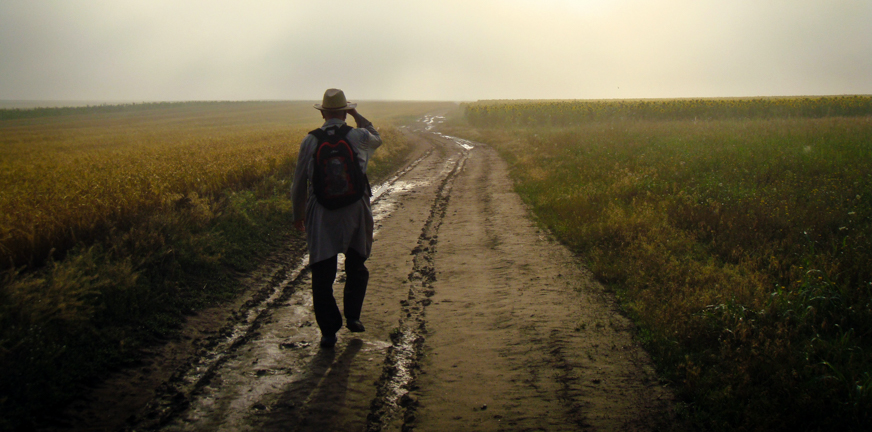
[291,117,382,263]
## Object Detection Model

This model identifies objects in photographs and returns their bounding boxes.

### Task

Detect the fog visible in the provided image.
[1,0,870,103]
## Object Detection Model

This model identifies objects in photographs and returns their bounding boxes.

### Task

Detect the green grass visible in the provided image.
[449,101,872,431]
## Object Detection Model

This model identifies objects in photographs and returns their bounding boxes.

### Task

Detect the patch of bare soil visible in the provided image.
[50,115,676,431]
[406,132,674,431]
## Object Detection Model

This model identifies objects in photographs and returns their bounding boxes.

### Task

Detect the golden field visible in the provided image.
[0,101,450,270]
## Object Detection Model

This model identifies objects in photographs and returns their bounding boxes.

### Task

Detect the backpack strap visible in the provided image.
[336,124,354,137]
[308,127,326,139]
[308,124,354,141]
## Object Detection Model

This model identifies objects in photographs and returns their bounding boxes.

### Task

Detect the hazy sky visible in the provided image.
[1,0,870,102]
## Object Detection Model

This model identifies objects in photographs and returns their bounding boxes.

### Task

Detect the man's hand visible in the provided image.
[348,108,367,128]
[294,219,305,233]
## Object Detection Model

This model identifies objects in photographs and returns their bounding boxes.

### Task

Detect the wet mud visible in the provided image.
[55,115,675,432]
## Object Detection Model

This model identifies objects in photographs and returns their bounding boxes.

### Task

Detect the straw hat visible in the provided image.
[314,88,357,111]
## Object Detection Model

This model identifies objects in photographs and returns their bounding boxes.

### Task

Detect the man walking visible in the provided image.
[292,88,382,348]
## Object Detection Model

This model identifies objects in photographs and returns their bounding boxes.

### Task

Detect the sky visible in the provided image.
[1,0,870,102]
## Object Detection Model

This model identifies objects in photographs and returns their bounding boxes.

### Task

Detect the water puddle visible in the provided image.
[418,116,475,150]
[437,133,475,150]
[421,115,444,131]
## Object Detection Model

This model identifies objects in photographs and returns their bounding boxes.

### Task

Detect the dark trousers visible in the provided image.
[310,249,369,336]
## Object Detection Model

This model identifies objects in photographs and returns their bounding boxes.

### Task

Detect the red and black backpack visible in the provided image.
[309,125,369,210]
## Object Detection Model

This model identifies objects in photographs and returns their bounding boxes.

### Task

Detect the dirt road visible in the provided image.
[114,116,673,431]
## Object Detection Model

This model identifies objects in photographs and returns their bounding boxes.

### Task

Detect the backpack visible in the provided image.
[309,125,369,210]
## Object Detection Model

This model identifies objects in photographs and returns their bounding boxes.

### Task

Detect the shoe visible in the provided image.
[346,319,366,333]
[319,334,337,348]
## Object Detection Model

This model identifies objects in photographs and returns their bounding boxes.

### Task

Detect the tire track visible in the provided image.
[127,135,439,431]
[365,139,471,432]
[129,258,311,430]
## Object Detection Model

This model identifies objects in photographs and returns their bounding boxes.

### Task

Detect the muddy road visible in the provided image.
[94,116,673,431]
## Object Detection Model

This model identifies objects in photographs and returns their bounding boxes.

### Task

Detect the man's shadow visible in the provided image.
[259,338,364,431]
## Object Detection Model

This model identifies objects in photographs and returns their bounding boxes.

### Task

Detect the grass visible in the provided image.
[448,98,872,431]
[0,100,454,429]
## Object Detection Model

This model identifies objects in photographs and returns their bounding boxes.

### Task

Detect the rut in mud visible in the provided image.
[80,115,674,432]
[365,133,468,431]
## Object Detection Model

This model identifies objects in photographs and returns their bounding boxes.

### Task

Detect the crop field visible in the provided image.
[0,101,449,270]
[0,100,454,427]
[450,96,872,430]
